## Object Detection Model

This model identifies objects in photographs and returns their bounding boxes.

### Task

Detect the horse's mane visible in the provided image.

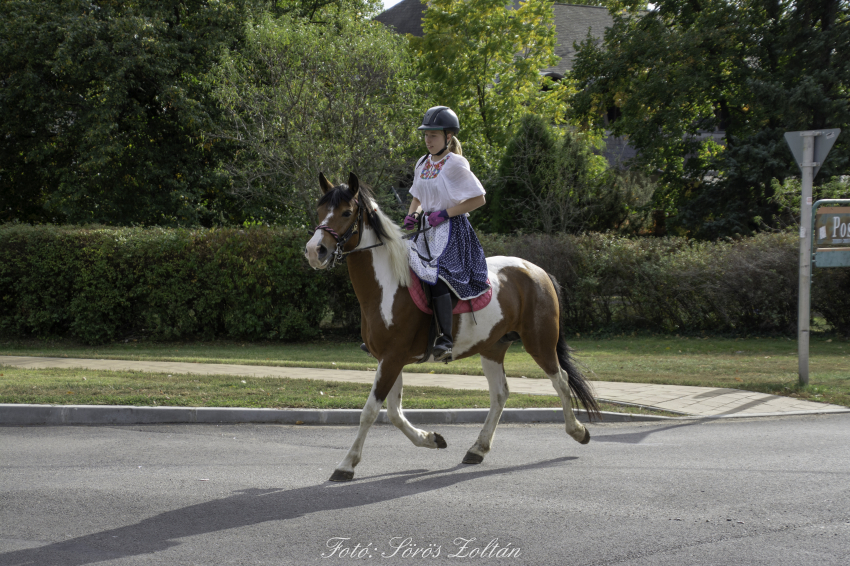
[318,183,411,288]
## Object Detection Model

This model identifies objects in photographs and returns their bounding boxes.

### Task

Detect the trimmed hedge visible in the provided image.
[480,231,850,335]
[2,225,848,344]
[0,224,352,344]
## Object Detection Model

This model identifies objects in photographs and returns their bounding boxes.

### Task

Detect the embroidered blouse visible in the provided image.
[409,153,485,213]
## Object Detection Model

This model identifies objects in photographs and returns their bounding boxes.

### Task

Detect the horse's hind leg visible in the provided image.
[547,364,591,444]
[386,373,447,450]
[463,344,510,465]
[524,340,590,445]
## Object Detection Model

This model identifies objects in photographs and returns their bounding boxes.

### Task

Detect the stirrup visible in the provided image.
[432,336,453,362]
[433,346,453,363]
[359,343,373,358]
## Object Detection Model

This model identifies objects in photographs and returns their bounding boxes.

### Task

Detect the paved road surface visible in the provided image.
[2,414,849,565]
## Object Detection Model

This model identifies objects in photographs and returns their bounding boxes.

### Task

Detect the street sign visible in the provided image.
[812,201,850,268]
[814,248,850,268]
[815,206,850,246]
[785,129,841,386]
[784,128,841,179]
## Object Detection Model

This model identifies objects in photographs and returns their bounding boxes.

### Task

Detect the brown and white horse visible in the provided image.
[305,173,600,482]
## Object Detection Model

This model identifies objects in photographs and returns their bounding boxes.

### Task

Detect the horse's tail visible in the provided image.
[548,273,601,421]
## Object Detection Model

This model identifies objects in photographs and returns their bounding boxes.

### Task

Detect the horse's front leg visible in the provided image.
[330,359,404,482]
[386,373,447,449]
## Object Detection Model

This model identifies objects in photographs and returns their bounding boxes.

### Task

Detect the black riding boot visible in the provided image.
[432,293,454,362]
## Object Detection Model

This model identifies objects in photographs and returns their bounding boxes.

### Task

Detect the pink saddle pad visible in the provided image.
[408,270,492,315]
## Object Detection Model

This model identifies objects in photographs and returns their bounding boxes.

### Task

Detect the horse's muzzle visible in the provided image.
[316,243,330,263]
[305,238,332,270]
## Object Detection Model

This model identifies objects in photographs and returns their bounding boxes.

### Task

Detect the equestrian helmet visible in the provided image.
[417,106,460,134]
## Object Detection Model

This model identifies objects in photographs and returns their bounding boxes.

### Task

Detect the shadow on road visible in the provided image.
[591,420,708,444]
[0,456,577,565]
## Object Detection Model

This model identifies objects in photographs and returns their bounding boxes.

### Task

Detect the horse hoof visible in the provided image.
[462,451,484,465]
[580,428,591,445]
[433,433,447,449]
[329,470,355,482]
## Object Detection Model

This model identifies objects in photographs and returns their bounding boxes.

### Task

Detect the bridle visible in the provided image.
[312,197,431,269]
[313,198,369,270]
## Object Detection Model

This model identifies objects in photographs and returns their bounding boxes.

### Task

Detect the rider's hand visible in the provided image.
[403,214,417,230]
[427,209,450,227]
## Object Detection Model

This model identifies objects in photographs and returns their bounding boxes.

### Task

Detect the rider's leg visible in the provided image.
[431,279,453,362]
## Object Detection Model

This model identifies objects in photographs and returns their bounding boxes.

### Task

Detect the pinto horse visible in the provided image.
[305,173,600,482]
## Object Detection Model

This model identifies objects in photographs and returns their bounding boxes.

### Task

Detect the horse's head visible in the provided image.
[305,172,365,270]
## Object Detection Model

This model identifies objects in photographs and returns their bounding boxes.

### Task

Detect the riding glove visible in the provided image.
[427,209,450,227]
[403,214,417,230]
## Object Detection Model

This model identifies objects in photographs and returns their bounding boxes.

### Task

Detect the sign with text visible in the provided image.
[815,206,850,245]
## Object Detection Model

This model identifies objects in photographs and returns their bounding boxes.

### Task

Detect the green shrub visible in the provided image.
[480,231,848,335]
[0,224,345,344]
[2,225,846,342]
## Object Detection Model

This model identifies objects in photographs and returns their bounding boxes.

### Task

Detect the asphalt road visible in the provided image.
[1,415,849,566]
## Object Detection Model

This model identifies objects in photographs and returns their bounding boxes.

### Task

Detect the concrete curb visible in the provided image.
[2,404,848,426]
[0,404,670,426]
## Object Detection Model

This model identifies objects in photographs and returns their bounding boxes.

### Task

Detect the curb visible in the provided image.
[2,404,847,427]
[0,404,669,426]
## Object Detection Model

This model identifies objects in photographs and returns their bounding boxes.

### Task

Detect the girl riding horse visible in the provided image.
[404,106,490,362]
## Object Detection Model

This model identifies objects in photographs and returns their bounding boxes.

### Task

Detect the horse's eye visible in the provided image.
[342,211,352,218]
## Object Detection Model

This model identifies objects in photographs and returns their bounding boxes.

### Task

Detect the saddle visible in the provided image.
[408,270,492,364]
[407,270,492,315]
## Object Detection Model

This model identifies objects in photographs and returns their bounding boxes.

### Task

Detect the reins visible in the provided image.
[312,198,431,269]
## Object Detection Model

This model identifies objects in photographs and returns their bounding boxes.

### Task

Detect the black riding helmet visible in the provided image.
[418,106,460,156]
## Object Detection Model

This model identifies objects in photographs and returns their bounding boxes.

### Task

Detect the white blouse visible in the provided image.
[409,153,485,213]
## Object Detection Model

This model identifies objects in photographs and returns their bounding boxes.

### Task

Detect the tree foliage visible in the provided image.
[487,114,654,234]
[0,0,253,226]
[572,0,850,239]
[204,12,421,226]
[264,0,382,21]
[410,0,571,179]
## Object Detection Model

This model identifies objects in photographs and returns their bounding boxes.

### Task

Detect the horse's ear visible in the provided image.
[348,172,359,193]
[319,172,334,194]
[348,172,360,204]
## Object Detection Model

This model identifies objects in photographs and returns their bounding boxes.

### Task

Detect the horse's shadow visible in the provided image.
[592,419,708,444]
[0,457,577,566]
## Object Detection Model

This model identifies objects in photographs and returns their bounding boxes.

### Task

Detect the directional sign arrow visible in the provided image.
[784,129,841,179]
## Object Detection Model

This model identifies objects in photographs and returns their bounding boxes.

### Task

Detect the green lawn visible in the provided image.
[1,335,849,407]
[0,365,677,415]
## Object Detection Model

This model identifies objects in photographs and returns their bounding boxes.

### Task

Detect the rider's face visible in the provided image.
[423,130,451,155]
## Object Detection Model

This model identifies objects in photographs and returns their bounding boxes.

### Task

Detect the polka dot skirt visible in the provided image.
[408,215,490,300]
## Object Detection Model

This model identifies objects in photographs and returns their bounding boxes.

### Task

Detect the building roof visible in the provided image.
[549,4,612,73]
[373,2,613,72]
[373,0,427,36]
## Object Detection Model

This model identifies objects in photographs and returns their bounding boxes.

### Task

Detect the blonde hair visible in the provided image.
[447,134,462,156]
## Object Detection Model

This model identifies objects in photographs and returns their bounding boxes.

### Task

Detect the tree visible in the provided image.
[0,0,252,226]
[410,0,571,180]
[204,12,421,226]
[571,0,850,239]
[264,0,382,21]
[488,114,653,234]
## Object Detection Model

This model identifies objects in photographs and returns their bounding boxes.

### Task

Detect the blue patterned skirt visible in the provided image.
[407,215,490,300]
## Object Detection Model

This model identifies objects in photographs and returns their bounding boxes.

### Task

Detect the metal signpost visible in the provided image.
[784,129,841,385]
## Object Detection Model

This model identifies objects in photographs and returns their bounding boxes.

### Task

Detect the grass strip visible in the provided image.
[0,366,678,416]
[2,335,848,407]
